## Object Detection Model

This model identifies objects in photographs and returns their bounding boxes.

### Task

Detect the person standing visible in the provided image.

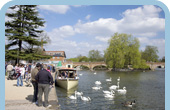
[31,63,41,103]
[47,65,51,73]
[35,65,54,108]
[25,64,29,81]
[6,63,13,79]
[17,64,25,86]
[5,62,7,75]
[31,62,36,72]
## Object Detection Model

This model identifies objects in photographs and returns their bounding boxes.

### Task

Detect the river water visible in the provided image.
[55,68,165,110]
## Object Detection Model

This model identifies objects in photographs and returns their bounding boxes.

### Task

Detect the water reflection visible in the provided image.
[56,86,78,97]
[56,69,165,110]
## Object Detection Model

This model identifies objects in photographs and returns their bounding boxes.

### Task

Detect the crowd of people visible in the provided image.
[59,71,77,79]
[5,62,55,108]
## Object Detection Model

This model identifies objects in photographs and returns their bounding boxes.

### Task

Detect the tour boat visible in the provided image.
[55,68,79,90]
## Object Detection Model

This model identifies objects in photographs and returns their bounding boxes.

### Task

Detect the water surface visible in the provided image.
[56,68,165,110]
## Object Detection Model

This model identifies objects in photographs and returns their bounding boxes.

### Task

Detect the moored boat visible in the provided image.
[55,68,79,90]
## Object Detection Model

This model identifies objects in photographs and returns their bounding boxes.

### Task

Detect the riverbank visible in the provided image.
[5,73,60,110]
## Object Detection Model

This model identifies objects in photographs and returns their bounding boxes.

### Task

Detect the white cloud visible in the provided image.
[75,18,118,37]
[38,5,70,14]
[74,5,164,39]
[48,25,75,38]
[95,36,110,42]
[85,14,91,20]
[45,5,165,58]
[138,37,165,58]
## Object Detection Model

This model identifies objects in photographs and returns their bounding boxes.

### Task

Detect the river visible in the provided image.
[55,68,165,110]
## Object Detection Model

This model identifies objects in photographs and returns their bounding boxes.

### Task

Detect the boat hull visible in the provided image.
[56,78,78,90]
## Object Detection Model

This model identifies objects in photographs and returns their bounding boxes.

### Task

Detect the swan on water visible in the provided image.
[75,91,83,96]
[79,73,82,76]
[104,93,115,98]
[103,90,115,94]
[94,72,97,74]
[69,91,77,99]
[81,96,91,101]
[95,81,101,85]
[106,77,112,82]
[117,77,120,82]
[109,82,119,90]
[92,86,102,90]
[117,87,127,94]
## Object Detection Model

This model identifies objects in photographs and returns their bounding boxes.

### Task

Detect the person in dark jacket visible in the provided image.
[31,63,41,103]
[35,64,54,108]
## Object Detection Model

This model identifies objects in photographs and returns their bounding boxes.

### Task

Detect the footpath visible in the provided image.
[5,73,60,110]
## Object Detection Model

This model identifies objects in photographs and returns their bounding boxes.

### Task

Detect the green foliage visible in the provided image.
[5,5,51,63]
[105,33,145,69]
[68,58,79,62]
[138,59,150,69]
[159,56,165,62]
[88,50,104,62]
[141,45,159,62]
[68,55,89,62]
[68,50,104,62]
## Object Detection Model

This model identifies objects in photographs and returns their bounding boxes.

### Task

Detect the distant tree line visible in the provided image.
[68,49,104,62]
[69,33,163,70]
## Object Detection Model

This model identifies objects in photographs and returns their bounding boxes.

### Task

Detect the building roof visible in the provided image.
[45,51,66,58]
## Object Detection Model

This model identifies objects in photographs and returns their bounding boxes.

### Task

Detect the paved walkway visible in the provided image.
[5,73,60,110]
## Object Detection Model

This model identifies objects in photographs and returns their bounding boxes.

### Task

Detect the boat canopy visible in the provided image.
[58,68,76,71]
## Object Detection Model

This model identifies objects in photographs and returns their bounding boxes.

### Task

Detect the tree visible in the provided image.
[5,5,51,63]
[160,56,165,62]
[78,56,88,62]
[141,45,159,62]
[104,33,142,69]
[68,55,89,62]
[88,50,104,62]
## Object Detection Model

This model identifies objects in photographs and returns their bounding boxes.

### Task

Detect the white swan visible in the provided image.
[79,73,82,76]
[69,91,77,99]
[104,93,114,98]
[109,82,119,90]
[92,86,102,90]
[106,77,112,82]
[103,90,115,94]
[81,96,91,101]
[117,87,127,94]
[75,91,83,96]
[94,72,97,74]
[95,81,101,85]
[117,77,120,82]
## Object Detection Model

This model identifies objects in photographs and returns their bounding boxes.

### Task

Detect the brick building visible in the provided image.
[40,51,66,67]
[44,51,66,62]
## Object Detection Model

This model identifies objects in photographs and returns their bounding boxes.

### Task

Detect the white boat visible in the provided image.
[55,68,79,90]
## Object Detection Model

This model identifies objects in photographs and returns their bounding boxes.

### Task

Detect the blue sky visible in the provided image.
[6,5,165,59]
